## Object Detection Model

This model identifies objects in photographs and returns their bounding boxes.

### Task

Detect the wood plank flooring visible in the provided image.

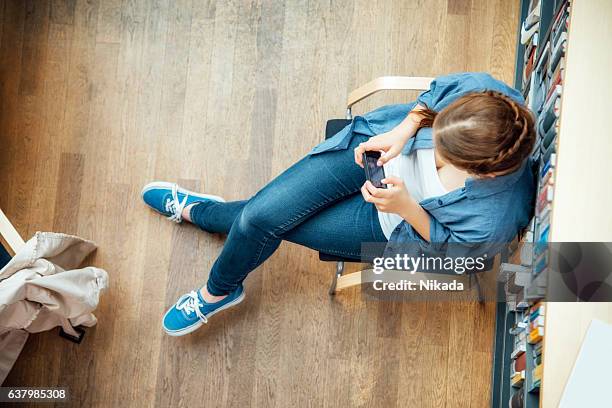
[0,0,519,407]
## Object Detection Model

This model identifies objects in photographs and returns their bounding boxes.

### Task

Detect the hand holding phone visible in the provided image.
[362,151,387,189]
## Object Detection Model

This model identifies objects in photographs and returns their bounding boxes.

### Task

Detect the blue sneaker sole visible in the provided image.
[141,181,226,216]
[162,290,245,337]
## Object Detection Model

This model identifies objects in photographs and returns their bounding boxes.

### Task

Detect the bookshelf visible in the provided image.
[492,1,570,406]
[492,0,612,407]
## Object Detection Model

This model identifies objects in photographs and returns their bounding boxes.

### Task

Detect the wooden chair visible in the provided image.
[0,208,25,258]
[320,76,434,295]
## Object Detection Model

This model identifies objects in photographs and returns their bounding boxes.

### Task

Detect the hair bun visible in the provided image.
[433,91,536,175]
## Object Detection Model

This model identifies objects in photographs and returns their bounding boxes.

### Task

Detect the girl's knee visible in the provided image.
[237,200,279,236]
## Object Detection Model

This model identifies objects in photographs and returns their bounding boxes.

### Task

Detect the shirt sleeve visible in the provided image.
[397,214,454,252]
[396,214,491,250]
[416,73,470,110]
[390,218,497,274]
[416,72,524,111]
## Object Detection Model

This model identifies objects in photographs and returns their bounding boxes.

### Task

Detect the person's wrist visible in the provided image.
[392,127,410,144]
[408,108,424,124]
[399,196,418,220]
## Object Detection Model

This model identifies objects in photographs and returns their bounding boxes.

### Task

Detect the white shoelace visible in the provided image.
[176,291,208,323]
[165,183,188,223]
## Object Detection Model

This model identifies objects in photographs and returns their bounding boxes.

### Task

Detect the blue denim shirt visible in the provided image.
[310,72,536,257]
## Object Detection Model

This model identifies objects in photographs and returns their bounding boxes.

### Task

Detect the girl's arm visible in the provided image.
[391,104,428,143]
[354,104,428,167]
[397,198,431,242]
[361,176,432,242]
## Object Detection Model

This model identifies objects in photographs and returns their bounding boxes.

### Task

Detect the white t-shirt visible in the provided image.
[377,148,447,239]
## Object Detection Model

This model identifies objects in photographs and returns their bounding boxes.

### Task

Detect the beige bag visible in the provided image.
[0,232,108,383]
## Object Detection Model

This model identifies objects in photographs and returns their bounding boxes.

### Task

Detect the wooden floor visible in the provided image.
[0,0,519,407]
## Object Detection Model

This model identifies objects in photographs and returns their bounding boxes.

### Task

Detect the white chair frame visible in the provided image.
[328,76,434,293]
[0,208,25,255]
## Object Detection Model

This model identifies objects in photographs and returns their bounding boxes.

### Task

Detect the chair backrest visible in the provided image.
[0,208,25,255]
[346,76,434,110]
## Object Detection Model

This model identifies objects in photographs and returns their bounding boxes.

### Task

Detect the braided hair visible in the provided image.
[418,91,536,175]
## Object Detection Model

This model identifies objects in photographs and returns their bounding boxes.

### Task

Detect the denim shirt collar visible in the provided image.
[463,161,529,199]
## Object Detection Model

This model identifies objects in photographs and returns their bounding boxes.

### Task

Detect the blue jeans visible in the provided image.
[190,134,387,296]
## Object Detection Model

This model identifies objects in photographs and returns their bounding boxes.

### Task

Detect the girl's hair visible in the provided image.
[417,91,536,175]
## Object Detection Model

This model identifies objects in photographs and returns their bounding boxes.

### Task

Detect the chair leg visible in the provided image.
[328,261,345,296]
[473,273,484,304]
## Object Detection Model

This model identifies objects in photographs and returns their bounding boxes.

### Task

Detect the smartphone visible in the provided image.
[362,151,387,189]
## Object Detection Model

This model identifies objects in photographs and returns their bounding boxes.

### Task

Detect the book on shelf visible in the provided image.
[512,370,526,387]
[533,339,543,353]
[528,326,545,344]
[540,153,556,178]
[533,352,542,366]
[511,324,528,359]
[537,204,551,226]
[540,166,555,186]
[542,88,561,118]
[548,54,564,86]
[552,0,570,24]
[536,184,554,214]
[533,232,548,258]
[535,224,550,245]
[534,252,548,275]
[530,302,545,317]
[551,0,571,46]
[529,315,545,330]
[532,340,544,378]
[537,101,556,135]
[551,10,569,47]
[550,32,567,73]
[537,224,549,244]
[517,299,530,311]
[529,329,544,345]
[532,77,548,114]
[534,38,549,73]
[533,42,549,99]
[541,121,557,151]
[537,205,551,228]
[523,45,537,87]
[513,352,527,373]
[541,139,555,164]
[521,0,541,45]
[510,386,525,408]
[544,84,562,108]
[539,97,560,138]
[519,228,535,266]
[512,343,527,360]
[532,363,543,383]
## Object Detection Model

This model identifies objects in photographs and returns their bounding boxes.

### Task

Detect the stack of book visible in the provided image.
[520,0,541,92]
[527,0,571,281]
[508,301,546,394]
[528,303,545,344]
[532,342,544,390]
[528,303,545,391]
[512,351,527,388]
[510,315,529,388]
[495,2,572,407]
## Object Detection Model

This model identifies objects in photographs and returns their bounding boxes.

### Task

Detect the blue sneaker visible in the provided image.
[141,181,225,223]
[162,285,245,336]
